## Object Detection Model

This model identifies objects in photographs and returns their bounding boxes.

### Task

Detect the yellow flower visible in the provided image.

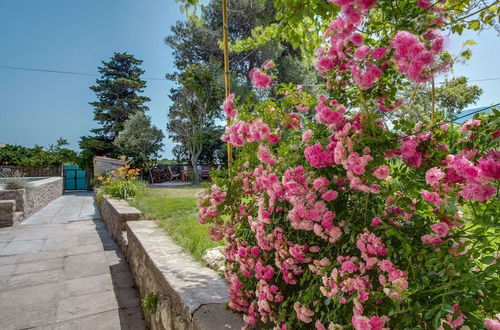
[97,176,103,181]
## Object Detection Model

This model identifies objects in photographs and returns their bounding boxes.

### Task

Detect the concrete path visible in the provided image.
[0,192,145,330]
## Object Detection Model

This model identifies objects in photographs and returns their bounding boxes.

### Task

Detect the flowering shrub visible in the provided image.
[100,165,144,199]
[198,0,499,329]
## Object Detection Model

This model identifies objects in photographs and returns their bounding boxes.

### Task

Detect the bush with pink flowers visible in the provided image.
[198,0,499,329]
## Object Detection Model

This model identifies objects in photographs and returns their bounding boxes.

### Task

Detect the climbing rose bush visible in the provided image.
[198,0,499,329]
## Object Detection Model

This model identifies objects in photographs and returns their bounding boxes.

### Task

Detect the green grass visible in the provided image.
[130,187,224,262]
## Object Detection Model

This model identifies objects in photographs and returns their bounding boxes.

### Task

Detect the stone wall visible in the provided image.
[96,195,244,329]
[0,177,63,226]
[126,221,244,330]
[97,195,141,255]
[24,177,63,217]
[93,156,128,177]
[0,165,62,177]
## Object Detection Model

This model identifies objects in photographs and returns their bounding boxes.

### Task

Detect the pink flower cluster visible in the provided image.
[316,0,385,92]
[293,302,314,323]
[197,185,226,224]
[419,149,499,245]
[222,119,279,147]
[223,93,237,119]
[250,69,272,89]
[400,136,423,168]
[315,97,346,130]
[439,304,466,330]
[392,29,447,83]
[352,315,390,330]
[305,143,335,169]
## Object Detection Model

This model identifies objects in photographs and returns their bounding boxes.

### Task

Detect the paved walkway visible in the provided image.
[0,192,145,330]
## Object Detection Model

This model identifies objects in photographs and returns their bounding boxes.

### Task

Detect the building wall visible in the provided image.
[93,157,128,177]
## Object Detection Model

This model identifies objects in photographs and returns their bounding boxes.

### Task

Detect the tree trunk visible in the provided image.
[191,154,200,184]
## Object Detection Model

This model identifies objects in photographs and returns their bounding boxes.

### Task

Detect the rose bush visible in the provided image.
[198,0,499,329]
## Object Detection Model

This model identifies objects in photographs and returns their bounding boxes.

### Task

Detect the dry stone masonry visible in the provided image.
[96,195,244,329]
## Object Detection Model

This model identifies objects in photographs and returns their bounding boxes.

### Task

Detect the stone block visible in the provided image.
[97,195,141,255]
[0,200,16,228]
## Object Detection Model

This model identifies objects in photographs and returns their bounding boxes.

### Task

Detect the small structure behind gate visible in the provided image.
[64,164,87,190]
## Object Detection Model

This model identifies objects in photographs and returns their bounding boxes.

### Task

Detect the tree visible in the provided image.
[80,52,150,170]
[0,140,79,168]
[172,125,226,164]
[167,64,224,183]
[165,0,316,90]
[436,76,483,118]
[114,112,165,181]
[89,52,150,140]
[396,76,483,121]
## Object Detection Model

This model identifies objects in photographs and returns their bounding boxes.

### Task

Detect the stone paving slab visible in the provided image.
[22,192,101,225]
[0,192,144,330]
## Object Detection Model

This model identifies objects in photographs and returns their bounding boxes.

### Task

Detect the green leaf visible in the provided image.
[468,20,480,31]
[461,39,477,47]
[481,256,494,264]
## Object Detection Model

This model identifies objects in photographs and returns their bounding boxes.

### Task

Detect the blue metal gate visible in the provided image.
[64,164,87,190]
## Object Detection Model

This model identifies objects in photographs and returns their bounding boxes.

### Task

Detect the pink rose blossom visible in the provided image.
[422,190,444,206]
[262,60,275,70]
[372,47,387,59]
[250,69,272,89]
[322,190,338,201]
[302,129,313,142]
[459,182,497,202]
[485,318,500,330]
[371,217,382,227]
[417,0,431,9]
[461,119,481,132]
[372,165,390,180]
[426,167,445,186]
[223,93,237,119]
[431,222,449,237]
[294,302,314,323]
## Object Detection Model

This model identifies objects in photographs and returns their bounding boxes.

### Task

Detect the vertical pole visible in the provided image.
[431,78,436,124]
[222,0,233,168]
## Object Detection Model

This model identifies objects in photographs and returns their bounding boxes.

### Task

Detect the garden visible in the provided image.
[29,0,498,328]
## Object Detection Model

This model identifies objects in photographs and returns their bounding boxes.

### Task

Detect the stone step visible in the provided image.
[0,200,16,228]
[13,211,24,224]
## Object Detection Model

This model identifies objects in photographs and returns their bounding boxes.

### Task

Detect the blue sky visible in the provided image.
[0,1,499,158]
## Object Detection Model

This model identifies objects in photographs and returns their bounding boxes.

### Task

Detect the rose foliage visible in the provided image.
[198,1,500,329]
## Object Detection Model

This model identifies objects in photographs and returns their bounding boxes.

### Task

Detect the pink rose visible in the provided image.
[373,165,390,180]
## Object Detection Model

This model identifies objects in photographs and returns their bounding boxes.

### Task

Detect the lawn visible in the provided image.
[130,185,224,262]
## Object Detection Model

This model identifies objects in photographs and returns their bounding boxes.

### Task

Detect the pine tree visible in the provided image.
[79,52,150,170]
[89,52,150,140]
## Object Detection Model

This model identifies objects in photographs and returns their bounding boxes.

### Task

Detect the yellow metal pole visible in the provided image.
[431,78,435,124]
[222,0,233,168]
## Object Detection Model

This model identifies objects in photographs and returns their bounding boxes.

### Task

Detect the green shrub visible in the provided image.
[0,171,30,190]
[141,293,158,315]
[102,179,145,199]
[3,177,29,190]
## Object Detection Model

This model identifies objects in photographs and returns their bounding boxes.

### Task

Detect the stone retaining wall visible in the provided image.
[96,195,244,329]
[126,221,244,330]
[24,177,63,216]
[98,195,141,255]
[0,177,63,226]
